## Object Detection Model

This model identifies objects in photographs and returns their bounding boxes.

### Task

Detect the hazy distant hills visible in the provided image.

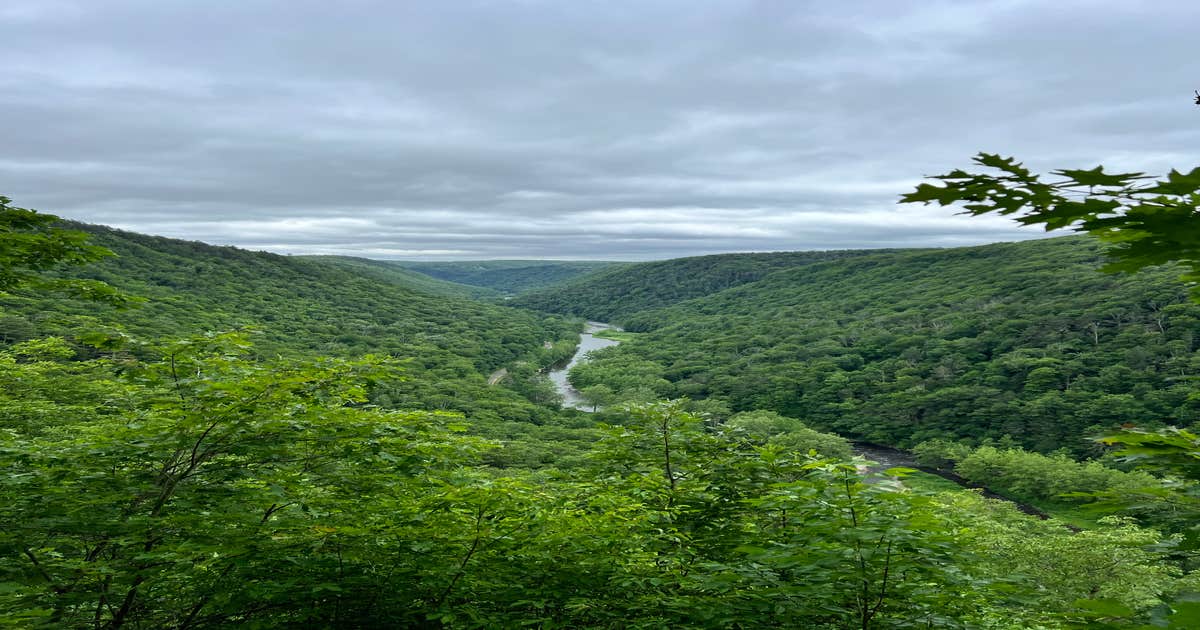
[300,255,499,299]
[393,260,625,294]
[510,250,893,321]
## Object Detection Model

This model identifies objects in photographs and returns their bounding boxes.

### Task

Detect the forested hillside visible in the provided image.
[556,237,1200,453]
[300,255,499,299]
[4,207,1199,628]
[396,260,622,294]
[2,224,567,368]
[511,249,886,320]
[0,223,587,429]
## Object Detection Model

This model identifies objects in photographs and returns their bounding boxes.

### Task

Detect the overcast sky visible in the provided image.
[2,1,1197,260]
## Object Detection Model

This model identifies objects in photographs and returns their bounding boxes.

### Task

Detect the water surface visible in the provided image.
[547,321,622,410]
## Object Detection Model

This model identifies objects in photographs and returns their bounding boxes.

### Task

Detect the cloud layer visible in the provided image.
[2,0,1198,259]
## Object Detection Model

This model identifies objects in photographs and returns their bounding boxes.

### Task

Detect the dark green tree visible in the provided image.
[901,153,1200,300]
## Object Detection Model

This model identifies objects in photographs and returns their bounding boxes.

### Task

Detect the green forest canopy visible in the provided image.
[3,196,1199,628]
[545,237,1197,454]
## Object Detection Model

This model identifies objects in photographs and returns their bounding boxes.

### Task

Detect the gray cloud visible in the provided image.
[2,0,1198,259]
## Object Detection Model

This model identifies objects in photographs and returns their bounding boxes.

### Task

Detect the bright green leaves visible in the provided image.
[1093,427,1200,553]
[1063,596,1200,630]
[584,402,1016,628]
[1099,427,1200,474]
[719,460,990,627]
[0,196,111,284]
[8,337,76,362]
[0,331,470,628]
[4,340,1193,627]
[933,491,1191,628]
[902,154,1200,301]
[0,196,137,306]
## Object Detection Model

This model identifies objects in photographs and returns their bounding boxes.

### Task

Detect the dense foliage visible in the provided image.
[6,352,1192,628]
[0,223,593,425]
[17,224,573,370]
[512,250,884,321]
[912,440,1156,509]
[4,200,1199,627]
[559,237,1200,454]
[902,153,1200,301]
[0,198,131,306]
[395,260,622,295]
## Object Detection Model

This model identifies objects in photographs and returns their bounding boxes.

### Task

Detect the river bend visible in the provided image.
[547,321,622,410]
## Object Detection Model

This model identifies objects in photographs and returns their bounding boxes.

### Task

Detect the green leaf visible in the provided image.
[1053,166,1148,188]
[1072,598,1135,618]
[1168,601,1200,629]
[1141,167,1200,196]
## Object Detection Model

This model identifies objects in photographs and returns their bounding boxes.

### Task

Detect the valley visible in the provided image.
[546,321,622,410]
[3,210,1199,628]
[5,4,1194,627]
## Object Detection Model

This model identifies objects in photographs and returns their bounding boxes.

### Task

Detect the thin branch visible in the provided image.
[22,548,60,591]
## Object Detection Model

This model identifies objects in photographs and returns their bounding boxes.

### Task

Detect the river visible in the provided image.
[854,442,1058,522]
[547,321,622,410]
[544,324,1060,522]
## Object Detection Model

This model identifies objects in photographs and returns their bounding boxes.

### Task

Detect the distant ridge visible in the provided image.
[510,249,895,321]
[300,255,500,299]
[394,260,625,294]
